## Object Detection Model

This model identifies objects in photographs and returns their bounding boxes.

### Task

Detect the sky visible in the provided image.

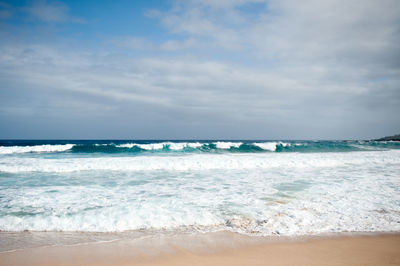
[0,0,399,140]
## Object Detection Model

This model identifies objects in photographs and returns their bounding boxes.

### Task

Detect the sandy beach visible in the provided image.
[1,232,399,266]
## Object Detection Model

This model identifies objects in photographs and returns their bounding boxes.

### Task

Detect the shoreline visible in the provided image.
[1,229,398,252]
[1,231,399,265]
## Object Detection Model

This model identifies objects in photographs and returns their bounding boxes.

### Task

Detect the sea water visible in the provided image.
[0,140,399,250]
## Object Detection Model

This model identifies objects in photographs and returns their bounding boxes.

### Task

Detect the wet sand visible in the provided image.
[1,232,399,266]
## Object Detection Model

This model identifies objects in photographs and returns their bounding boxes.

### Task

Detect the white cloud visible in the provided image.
[150,0,400,67]
[1,0,399,138]
[250,0,400,65]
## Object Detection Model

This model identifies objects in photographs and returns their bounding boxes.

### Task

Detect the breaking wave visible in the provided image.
[0,140,399,155]
[0,144,74,155]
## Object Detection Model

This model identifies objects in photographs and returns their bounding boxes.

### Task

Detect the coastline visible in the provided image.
[1,231,399,265]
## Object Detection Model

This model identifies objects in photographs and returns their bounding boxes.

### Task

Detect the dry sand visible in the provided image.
[1,233,399,266]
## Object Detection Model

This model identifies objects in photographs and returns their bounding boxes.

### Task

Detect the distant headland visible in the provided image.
[374,134,400,141]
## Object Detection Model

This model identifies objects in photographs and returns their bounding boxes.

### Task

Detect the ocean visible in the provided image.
[0,140,399,251]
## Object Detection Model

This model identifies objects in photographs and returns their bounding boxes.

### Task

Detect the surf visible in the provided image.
[0,140,399,155]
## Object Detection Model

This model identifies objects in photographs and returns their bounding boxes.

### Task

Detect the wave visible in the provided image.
[0,141,399,155]
[0,144,74,154]
[66,141,272,153]
[116,142,203,150]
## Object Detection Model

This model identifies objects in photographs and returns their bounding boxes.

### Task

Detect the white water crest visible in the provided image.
[0,144,74,154]
[116,142,203,150]
[118,141,243,150]
[253,142,290,151]
[213,142,243,149]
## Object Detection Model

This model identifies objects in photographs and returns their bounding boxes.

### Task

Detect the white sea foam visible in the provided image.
[0,144,74,154]
[117,143,136,148]
[0,152,356,173]
[116,142,203,150]
[213,142,242,149]
[137,143,165,150]
[186,142,203,148]
[151,142,204,150]
[253,142,290,151]
[0,150,399,173]
[0,150,399,235]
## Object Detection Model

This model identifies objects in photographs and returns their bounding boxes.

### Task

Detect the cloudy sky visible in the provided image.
[0,0,399,139]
